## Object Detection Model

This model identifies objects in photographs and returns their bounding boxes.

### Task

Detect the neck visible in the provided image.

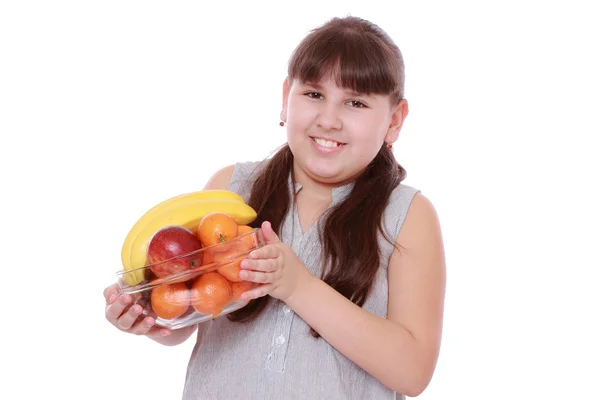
[291,162,338,202]
[291,159,360,203]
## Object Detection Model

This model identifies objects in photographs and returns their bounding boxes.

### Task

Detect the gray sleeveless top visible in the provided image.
[182,160,420,400]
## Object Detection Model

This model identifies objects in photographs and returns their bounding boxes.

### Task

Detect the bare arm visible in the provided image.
[285,193,446,396]
[104,164,237,346]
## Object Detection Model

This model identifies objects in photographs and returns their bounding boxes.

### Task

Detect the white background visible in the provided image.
[1,1,599,399]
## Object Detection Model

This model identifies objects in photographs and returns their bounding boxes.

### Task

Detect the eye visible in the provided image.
[305,92,324,100]
[347,100,367,108]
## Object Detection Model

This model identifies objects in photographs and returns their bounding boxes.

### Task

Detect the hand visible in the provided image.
[103,283,172,338]
[239,221,313,302]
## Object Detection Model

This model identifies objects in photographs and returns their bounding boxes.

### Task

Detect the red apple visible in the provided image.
[147,226,203,278]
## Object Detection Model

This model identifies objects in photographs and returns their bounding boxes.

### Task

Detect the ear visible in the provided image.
[384,99,409,144]
[280,78,290,122]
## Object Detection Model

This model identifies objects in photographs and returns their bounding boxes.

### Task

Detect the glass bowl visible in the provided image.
[115,228,263,329]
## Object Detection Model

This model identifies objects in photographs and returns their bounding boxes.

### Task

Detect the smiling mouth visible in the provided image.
[310,137,346,148]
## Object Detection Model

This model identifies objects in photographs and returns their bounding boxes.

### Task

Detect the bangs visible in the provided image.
[288,24,404,100]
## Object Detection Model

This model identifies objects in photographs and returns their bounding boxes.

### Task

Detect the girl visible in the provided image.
[104,15,446,399]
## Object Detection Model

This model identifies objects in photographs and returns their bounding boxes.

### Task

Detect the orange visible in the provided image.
[237,225,254,235]
[201,244,242,265]
[201,247,215,266]
[150,282,191,320]
[231,280,254,301]
[190,272,232,316]
[217,257,243,282]
[197,212,238,250]
[204,242,247,282]
[236,225,256,251]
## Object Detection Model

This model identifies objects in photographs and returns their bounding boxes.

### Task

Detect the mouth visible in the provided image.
[310,137,347,148]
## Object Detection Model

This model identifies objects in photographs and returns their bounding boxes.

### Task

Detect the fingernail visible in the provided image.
[161,330,171,336]
[241,260,248,269]
[109,294,118,304]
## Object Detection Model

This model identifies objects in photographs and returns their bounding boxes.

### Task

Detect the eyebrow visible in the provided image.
[303,81,366,97]
[304,81,325,90]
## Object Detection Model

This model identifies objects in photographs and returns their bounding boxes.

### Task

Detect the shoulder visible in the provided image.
[380,183,421,243]
[396,191,443,253]
[203,161,266,190]
[203,160,267,201]
[389,183,421,208]
[229,160,267,186]
[202,164,236,190]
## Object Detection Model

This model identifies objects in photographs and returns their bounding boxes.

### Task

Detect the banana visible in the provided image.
[123,199,257,286]
[120,190,249,286]
[121,190,244,265]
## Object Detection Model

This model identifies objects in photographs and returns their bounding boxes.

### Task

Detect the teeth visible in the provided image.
[314,138,341,148]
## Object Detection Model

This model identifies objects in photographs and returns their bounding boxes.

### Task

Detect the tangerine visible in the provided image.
[203,243,246,282]
[236,225,256,251]
[150,282,191,320]
[217,257,243,282]
[231,280,254,301]
[190,272,232,316]
[197,212,238,249]
[201,245,241,265]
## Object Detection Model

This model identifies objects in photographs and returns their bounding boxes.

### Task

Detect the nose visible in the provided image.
[315,102,342,131]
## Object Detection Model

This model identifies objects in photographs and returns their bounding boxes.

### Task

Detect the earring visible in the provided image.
[280,121,285,127]
[385,142,393,150]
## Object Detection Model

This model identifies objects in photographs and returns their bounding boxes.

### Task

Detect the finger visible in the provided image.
[247,245,279,260]
[240,283,272,301]
[129,316,167,337]
[146,326,172,338]
[103,283,119,303]
[241,258,279,273]
[239,269,276,284]
[105,294,132,322]
[116,303,145,331]
[260,221,281,244]
[126,316,154,335]
[120,315,172,338]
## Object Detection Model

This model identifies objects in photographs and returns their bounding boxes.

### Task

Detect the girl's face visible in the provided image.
[282,77,408,186]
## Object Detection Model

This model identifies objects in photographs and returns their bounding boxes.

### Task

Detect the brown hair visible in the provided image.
[227,16,407,337]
